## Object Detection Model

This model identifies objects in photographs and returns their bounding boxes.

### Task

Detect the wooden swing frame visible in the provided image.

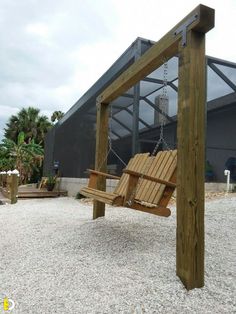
[92,4,215,290]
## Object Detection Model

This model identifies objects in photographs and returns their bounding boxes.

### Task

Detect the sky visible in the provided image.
[0,0,235,141]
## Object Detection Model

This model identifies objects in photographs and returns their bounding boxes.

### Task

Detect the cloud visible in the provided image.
[0,0,235,142]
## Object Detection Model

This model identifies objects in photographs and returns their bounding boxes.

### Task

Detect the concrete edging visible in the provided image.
[59,177,234,197]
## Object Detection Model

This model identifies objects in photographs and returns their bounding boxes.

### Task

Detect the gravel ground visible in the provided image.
[0,196,235,314]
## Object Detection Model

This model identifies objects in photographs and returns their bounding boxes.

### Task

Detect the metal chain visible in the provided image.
[126,59,172,206]
[109,104,126,165]
[98,103,127,171]
[151,59,171,156]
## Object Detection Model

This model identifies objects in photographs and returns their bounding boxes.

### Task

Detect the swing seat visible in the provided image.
[79,150,177,217]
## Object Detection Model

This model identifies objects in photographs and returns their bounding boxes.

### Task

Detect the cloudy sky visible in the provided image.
[0,0,235,141]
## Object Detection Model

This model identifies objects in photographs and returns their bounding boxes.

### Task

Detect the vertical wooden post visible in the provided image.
[93,101,109,219]
[6,174,11,199]
[6,174,18,204]
[3,174,7,187]
[10,174,19,204]
[176,30,206,289]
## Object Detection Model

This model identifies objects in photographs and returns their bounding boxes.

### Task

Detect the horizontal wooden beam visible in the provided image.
[98,4,214,104]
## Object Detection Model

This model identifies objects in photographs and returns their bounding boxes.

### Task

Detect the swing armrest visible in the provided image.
[87,169,120,189]
[123,169,176,188]
[87,169,120,180]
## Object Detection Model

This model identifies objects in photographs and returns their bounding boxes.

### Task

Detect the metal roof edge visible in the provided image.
[57,38,146,126]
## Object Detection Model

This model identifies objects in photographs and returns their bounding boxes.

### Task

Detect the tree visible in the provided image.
[0,146,15,171]
[0,132,44,184]
[51,110,64,123]
[4,107,52,145]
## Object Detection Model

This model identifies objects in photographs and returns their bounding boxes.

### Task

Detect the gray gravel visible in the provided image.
[0,196,235,313]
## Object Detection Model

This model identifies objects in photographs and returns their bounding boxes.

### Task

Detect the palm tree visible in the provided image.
[4,107,52,145]
[0,146,14,171]
[0,132,44,184]
[51,110,64,123]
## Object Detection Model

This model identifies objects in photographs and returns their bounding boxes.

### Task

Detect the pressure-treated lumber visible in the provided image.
[92,4,215,290]
[10,174,18,204]
[129,202,171,217]
[17,188,67,198]
[176,30,206,290]
[80,187,123,205]
[88,170,120,189]
[123,169,176,188]
[98,4,214,104]
[87,169,120,180]
[1,174,19,204]
[81,151,177,217]
[93,102,109,219]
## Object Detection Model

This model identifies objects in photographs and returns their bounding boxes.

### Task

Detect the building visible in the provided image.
[44,37,236,185]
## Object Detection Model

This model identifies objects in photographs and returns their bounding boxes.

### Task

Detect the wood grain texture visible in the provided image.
[93,102,109,219]
[82,151,176,216]
[10,174,18,204]
[123,169,176,188]
[176,30,206,290]
[81,187,124,206]
[130,202,171,217]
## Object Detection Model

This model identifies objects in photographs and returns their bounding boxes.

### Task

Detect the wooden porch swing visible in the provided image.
[80,58,177,217]
[80,150,177,217]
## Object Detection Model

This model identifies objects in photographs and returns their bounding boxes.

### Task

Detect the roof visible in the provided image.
[55,37,236,140]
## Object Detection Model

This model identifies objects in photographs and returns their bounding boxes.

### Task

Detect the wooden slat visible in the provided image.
[123,174,139,205]
[124,153,150,201]
[87,169,120,180]
[18,189,68,198]
[113,157,134,196]
[131,202,171,217]
[151,150,177,204]
[123,169,176,187]
[80,187,123,205]
[134,150,177,205]
[158,170,177,208]
[135,156,156,200]
[137,152,167,202]
[121,153,149,197]
[114,153,149,196]
[142,151,168,201]
[148,151,176,203]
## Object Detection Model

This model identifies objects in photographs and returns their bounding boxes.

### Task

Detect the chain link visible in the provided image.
[151,59,171,155]
[126,59,171,206]
[98,103,127,171]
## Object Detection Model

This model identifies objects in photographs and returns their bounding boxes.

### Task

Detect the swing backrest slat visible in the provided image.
[135,150,177,204]
[114,153,150,197]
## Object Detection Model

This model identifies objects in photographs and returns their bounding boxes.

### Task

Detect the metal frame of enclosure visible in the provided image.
[44,37,236,183]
